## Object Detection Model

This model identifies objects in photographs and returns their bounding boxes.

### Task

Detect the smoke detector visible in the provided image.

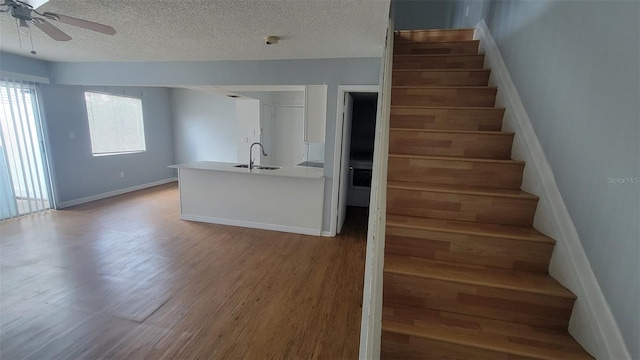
[264,36,279,45]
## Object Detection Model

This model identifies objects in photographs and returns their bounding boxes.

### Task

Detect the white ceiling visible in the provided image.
[0,0,390,62]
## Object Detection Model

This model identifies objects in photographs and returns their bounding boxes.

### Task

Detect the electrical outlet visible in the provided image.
[120,172,125,178]
[69,132,75,140]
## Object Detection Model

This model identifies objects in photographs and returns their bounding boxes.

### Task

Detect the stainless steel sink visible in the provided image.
[233,164,280,170]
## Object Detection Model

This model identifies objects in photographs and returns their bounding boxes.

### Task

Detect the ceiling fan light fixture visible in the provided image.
[10,3,32,20]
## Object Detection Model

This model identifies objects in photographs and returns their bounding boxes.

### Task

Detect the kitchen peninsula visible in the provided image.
[169,161,325,235]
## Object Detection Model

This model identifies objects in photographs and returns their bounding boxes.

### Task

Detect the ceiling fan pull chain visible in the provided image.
[28,28,36,54]
[14,18,23,50]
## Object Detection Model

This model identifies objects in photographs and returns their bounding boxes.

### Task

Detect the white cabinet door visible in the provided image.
[304,85,328,143]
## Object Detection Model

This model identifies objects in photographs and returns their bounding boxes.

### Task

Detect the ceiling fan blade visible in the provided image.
[31,17,72,41]
[43,12,116,35]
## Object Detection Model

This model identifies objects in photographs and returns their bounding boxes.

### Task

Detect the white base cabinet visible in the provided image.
[171,162,325,236]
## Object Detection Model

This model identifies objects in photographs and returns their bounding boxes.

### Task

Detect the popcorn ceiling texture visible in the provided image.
[0,0,390,62]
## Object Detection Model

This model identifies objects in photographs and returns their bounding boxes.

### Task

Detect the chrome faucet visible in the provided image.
[249,142,268,170]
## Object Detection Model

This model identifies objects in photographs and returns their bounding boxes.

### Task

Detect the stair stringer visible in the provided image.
[474,19,631,360]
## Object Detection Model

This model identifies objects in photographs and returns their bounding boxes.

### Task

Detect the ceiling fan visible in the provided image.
[1,0,115,53]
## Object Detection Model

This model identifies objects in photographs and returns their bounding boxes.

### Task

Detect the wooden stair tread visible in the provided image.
[391,105,505,110]
[384,255,575,299]
[394,53,484,57]
[386,214,555,244]
[393,41,480,55]
[395,28,476,33]
[382,308,593,359]
[395,29,475,34]
[387,181,538,200]
[390,106,506,132]
[394,29,476,44]
[393,85,497,90]
[393,68,489,73]
[388,153,523,165]
[390,128,511,135]
[394,40,479,44]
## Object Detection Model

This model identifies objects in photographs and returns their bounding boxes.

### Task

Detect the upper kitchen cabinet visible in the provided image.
[304,85,328,143]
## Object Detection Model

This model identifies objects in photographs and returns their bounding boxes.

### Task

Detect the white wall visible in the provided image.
[171,88,237,164]
[487,1,639,357]
[238,91,305,107]
[236,90,306,166]
[273,91,305,106]
[236,99,261,164]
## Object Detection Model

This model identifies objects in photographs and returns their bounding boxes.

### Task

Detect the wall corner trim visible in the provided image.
[58,177,177,209]
[474,19,631,360]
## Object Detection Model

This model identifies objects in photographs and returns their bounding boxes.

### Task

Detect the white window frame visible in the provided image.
[84,91,146,157]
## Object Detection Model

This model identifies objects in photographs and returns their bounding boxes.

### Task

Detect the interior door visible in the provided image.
[274,106,305,167]
[337,93,353,234]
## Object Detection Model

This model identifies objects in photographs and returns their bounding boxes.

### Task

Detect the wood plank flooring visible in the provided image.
[0,183,367,359]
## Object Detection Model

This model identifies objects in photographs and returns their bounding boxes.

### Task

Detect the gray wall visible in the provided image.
[394,0,455,30]
[171,89,237,164]
[394,0,492,30]
[488,1,640,357]
[0,52,50,80]
[1,55,380,232]
[47,57,381,232]
[451,0,493,28]
[40,85,176,205]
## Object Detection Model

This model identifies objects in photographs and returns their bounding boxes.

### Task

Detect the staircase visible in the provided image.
[381,28,594,359]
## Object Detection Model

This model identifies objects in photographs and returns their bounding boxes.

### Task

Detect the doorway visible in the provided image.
[333,86,379,235]
[0,79,53,220]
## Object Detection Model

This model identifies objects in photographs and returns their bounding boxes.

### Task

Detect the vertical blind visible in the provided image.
[0,78,51,220]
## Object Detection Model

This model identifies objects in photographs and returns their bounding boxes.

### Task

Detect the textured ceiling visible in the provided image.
[0,0,390,62]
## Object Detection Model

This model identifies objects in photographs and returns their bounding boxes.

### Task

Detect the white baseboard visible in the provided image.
[474,20,630,360]
[321,231,333,237]
[180,214,322,236]
[58,177,178,208]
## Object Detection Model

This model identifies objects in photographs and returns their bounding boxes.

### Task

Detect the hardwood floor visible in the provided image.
[0,183,368,359]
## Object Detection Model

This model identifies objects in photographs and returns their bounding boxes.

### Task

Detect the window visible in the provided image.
[84,91,146,156]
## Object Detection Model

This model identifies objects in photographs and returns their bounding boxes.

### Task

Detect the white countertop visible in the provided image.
[169,161,324,179]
